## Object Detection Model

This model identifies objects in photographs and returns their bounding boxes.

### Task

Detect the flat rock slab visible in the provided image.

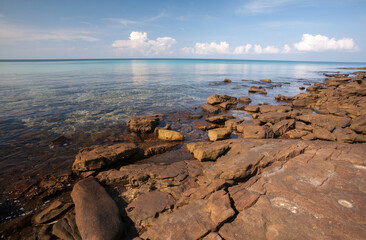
[127,115,160,133]
[219,142,366,240]
[208,128,231,141]
[157,129,184,141]
[33,200,72,224]
[141,190,234,240]
[71,178,123,240]
[127,191,175,227]
[72,143,139,171]
[186,141,231,161]
[205,115,235,124]
[296,113,351,132]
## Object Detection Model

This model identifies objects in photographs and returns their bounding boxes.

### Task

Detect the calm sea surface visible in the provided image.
[0,59,365,140]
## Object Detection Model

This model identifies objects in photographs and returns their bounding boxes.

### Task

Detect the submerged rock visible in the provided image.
[127,115,160,133]
[72,143,139,172]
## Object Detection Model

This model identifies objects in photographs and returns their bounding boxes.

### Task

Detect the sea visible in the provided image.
[1,58,365,141]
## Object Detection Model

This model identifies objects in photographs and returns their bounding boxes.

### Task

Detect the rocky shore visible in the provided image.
[1,70,366,239]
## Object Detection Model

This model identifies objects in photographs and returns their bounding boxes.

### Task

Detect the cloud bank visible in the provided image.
[112,31,176,55]
[181,34,357,55]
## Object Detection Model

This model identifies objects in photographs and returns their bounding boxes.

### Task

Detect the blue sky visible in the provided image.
[0,0,365,61]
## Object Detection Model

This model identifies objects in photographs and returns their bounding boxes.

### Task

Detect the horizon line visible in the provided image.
[0,57,365,65]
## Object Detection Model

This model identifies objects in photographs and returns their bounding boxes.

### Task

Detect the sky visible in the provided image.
[0,0,365,62]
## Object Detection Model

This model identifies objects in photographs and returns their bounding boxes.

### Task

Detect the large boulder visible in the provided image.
[72,143,139,172]
[127,115,160,133]
[71,178,123,240]
[208,128,232,141]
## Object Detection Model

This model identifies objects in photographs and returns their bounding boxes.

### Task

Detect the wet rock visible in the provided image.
[223,78,232,83]
[275,94,293,102]
[225,119,244,130]
[238,96,252,104]
[207,94,237,105]
[202,103,220,114]
[127,191,175,227]
[237,124,273,139]
[71,178,123,240]
[350,115,366,134]
[157,129,184,141]
[141,190,235,240]
[306,82,323,91]
[187,141,231,161]
[127,115,160,133]
[299,86,305,90]
[260,79,272,83]
[258,112,290,124]
[52,212,81,240]
[33,200,72,224]
[208,128,232,141]
[313,127,336,141]
[205,114,235,124]
[244,105,259,113]
[296,114,351,132]
[271,119,295,137]
[249,86,267,94]
[144,143,179,157]
[72,143,139,172]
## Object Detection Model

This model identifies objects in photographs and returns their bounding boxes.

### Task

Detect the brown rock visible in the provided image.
[202,232,222,240]
[205,114,235,124]
[295,121,313,131]
[127,191,175,227]
[249,86,267,94]
[275,94,293,101]
[350,115,366,134]
[282,129,309,139]
[208,128,232,141]
[228,184,260,211]
[52,212,81,240]
[260,105,292,113]
[141,190,234,240]
[33,200,72,224]
[296,113,351,132]
[144,143,179,157]
[157,129,184,141]
[313,127,336,141]
[258,112,290,124]
[244,105,259,113]
[71,178,123,240]
[271,119,295,137]
[187,141,231,161]
[127,115,160,133]
[207,94,237,105]
[332,127,365,143]
[260,79,272,83]
[202,103,220,114]
[72,143,139,172]
[237,124,273,139]
[223,78,232,83]
[238,96,252,104]
[292,98,315,108]
[225,119,244,130]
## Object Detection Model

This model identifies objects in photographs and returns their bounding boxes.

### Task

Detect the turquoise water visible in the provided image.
[0,59,365,137]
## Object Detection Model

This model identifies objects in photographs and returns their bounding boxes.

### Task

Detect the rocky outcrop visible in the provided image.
[207,94,237,105]
[127,115,160,133]
[296,114,350,131]
[71,178,123,240]
[237,123,273,139]
[205,114,235,124]
[249,86,267,94]
[72,143,139,172]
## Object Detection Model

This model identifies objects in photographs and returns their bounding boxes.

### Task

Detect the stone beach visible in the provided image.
[1,69,366,239]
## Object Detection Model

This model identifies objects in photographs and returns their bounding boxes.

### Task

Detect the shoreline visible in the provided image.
[1,68,366,239]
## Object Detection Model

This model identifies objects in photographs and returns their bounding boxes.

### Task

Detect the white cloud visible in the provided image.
[294,34,357,52]
[0,22,99,41]
[251,44,280,54]
[234,44,252,54]
[112,31,176,55]
[282,44,291,53]
[182,41,230,55]
[237,0,299,14]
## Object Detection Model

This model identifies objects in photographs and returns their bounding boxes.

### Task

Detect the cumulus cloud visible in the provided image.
[234,44,252,54]
[282,44,291,53]
[111,31,176,55]
[294,34,357,52]
[182,41,230,55]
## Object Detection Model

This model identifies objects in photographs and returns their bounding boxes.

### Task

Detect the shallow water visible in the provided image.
[1,58,364,138]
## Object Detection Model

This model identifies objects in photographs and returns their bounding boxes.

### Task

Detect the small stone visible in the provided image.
[223,78,232,83]
[238,97,252,104]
